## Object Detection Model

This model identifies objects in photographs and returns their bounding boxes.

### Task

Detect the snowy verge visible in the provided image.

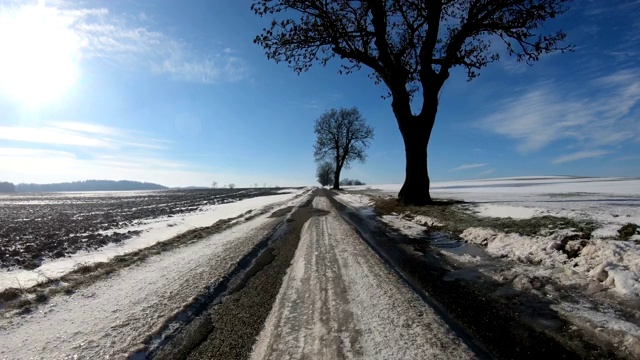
[0,192,310,359]
[460,227,640,298]
[337,179,640,356]
[0,189,308,292]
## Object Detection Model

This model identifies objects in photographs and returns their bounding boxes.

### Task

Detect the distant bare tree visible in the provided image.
[314,107,374,189]
[228,183,236,189]
[316,161,334,187]
[211,181,218,188]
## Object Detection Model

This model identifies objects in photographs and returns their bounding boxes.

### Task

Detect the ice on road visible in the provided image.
[252,196,476,360]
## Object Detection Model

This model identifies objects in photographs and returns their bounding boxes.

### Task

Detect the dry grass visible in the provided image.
[372,197,597,238]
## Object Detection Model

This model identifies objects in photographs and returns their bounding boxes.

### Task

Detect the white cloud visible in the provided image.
[552,150,611,164]
[0,121,279,187]
[478,69,640,154]
[2,1,249,84]
[0,146,304,188]
[0,122,168,150]
[478,168,496,176]
[449,163,487,172]
[0,146,217,187]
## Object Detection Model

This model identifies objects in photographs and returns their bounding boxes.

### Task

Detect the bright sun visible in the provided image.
[0,1,79,106]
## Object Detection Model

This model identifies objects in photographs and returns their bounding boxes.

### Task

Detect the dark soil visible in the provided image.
[618,223,639,240]
[0,188,290,270]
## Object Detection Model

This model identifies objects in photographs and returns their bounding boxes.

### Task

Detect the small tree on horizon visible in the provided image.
[252,0,571,205]
[313,107,374,190]
[316,161,334,187]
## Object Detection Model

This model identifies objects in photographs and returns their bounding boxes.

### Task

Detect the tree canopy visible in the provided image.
[314,107,374,189]
[316,161,334,186]
[254,0,571,204]
[253,0,570,111]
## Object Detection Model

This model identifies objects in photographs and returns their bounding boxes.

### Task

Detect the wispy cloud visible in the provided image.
[616,155,640,162]
[0,145,296,187]
[552,150,610,164]
[478,69,640,156]
[0,146,218,187]
[449,163,487,172]
[478,168,496,176]
[0,120,222,187]
[3,1,249,84]
[0,121,169,150]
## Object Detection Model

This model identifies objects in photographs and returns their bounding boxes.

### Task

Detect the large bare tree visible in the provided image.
[314,107,374,189]
[252,0,572,204]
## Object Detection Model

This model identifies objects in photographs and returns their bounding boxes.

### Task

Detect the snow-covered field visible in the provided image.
[339,177,640,354]
[0,190,304,291]
[0,190,310,359]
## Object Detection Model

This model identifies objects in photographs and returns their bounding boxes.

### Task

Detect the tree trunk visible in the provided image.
[397,101,437,205]
[333,165,341,190]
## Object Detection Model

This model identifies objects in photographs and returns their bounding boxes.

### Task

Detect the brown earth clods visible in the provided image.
[0,188,288,270]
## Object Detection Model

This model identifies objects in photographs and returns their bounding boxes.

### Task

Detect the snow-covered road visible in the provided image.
[0,194,307,359]
[251,196,476,360]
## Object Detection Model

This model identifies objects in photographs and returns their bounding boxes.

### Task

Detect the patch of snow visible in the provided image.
[440,252,484,264]
[334,192,374,208]
[555,302,640,336]
[360,177,640,196]
[460,226,640,298]
[474,204,544,219]
[274,188,298,194]
[0,189,308,292]
[411,214,443,227]
[579,240,640,297]
[460,228,568,267]
[380,215,427,238]
[553,302,640,354]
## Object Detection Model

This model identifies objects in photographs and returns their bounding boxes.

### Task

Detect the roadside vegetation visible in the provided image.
[373,197,598,239]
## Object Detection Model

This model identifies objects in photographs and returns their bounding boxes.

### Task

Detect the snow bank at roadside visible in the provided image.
[473,204,545,219]
[0,189,308,291]
[461,227,640,298]
[333,192,374,208]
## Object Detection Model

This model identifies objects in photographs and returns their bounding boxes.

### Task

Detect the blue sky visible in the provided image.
[0,0,638,187]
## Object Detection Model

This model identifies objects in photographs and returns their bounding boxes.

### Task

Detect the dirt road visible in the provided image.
[250,195,476,359]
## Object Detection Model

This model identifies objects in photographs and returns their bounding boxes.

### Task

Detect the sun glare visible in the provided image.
[0,1,79,106]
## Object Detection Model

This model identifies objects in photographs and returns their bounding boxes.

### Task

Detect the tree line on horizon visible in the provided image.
[0,180,167,193]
